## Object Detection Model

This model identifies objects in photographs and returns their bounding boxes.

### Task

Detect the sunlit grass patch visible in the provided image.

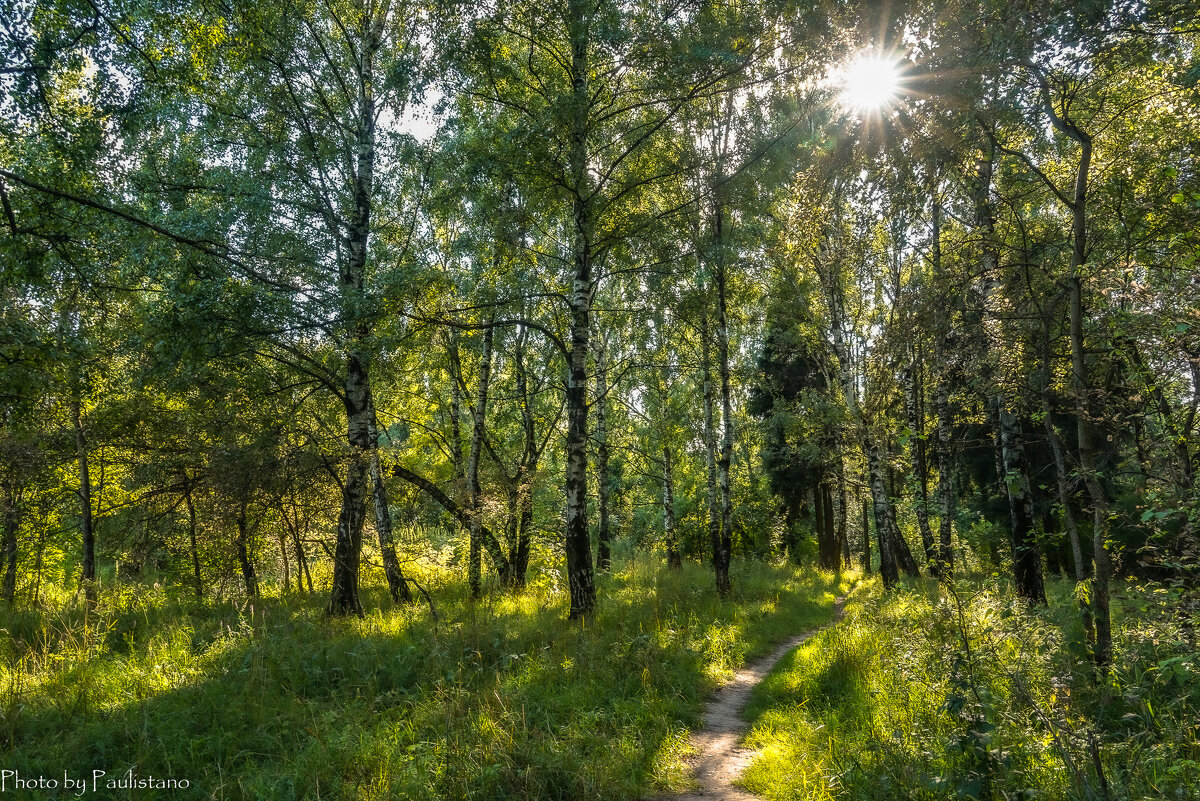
[739,574,1200,801]
[2,556,855,800]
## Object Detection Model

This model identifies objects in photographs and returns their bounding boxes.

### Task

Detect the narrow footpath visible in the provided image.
[671,593,849,801]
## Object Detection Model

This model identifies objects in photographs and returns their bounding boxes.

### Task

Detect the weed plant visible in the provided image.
[739,574,1200,801]
[0,556,854,800]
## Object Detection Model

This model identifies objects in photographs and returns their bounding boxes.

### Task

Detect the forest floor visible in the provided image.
[1,559,857,800]
[670,592,850,801]
[735,575,1200,801]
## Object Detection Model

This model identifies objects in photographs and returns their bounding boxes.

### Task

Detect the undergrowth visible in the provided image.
[0,557,855,800]
[739,574,1200,801]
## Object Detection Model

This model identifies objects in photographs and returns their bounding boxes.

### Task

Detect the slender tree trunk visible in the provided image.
[867,438,898,587]
[327,20,383,617]
[184,482,202,599]
[814,481,827,564]
[1030,77,1110,665]
[446,331,466,486]
[467,322,495,598]
[564,277,595,618]
[278,529,291,595]
[509,331,537,589]
[1043,408,1087,580]
[70,398,96,602]
[2,480,18,604]
[328,350,371,617]
[934,378,956,579]
[930,192,956,578]
[1126,340,1196,557]
[974,138,1045,599]
[872,436,921,579]
[817,481,840,570]
[818,227,876,576]
[998,404,1047,604]
[823,483,838,570]
[1039,350,1089,582]
[32,525,45,606]
[512,490,533,589]
[701,313,720,552]
[861,497,872,575]
[562,0,596,619]
[235,502,258,598]
[715,252,734,598]
[903,351,937,575]
[1069,156,1111,666]
[290,504,313,594]
[662,445,681,568]
[701,315,727,596]
[837,467,850,568]
[595,335,612,571]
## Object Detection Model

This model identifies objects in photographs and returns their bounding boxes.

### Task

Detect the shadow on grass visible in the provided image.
[1,560,853,800]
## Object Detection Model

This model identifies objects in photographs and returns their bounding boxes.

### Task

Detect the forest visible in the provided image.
[1,0,1198,798]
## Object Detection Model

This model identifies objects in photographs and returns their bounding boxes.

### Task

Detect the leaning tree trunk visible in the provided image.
[1040,390,1096,647]
[368,397,412,604]
[288,497,314,594]
[1042,403,1088,580]
[391,465,511,580]
[277,528,291,595]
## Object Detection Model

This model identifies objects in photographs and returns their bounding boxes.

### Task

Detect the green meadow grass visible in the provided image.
[738,574,1200,801]
[0,557,855,800]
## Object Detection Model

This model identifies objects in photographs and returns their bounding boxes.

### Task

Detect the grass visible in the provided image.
[0,556,856,800]
[738,573,1200,801]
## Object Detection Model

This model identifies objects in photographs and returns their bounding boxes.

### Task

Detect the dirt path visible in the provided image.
[669,593,849,801]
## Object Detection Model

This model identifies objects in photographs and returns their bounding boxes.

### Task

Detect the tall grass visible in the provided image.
[739,574,1200,801]
[0,556,855,800]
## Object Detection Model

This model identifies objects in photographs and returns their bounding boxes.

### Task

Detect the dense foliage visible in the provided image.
[1,0,1198,798]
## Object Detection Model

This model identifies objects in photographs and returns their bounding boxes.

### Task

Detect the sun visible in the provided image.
[838,54,903,112]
